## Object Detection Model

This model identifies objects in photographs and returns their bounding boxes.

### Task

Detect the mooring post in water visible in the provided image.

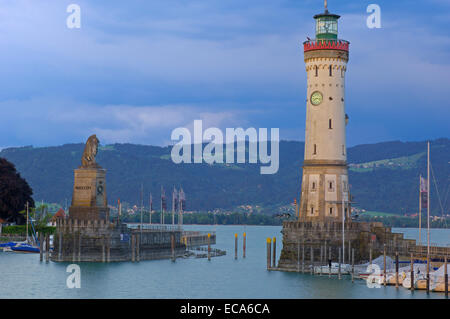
[207,233,211,261]
[383,244,387,286]
[136,234,140,262]
[395,251,399,288]
[369,247,372,265]
[235,233,238,260]
[272,237,276,268]
[45,234,50,262]
[297,240,300,272]
[324,241,327,266]
[319,246,323,276]
[243,232,246,258]
[348,240,351,266]
[131,234,135,262]
[426,254,430,294]
[302,242,305,273]
[266,238,271,270]
[310,246,314,275]
[338,247,341,280]
[444,254,448,297]
[58,230,62,262]
[172,233,176,262]
[39,232,43,262]
[328,247,332,278]
[410,253,414,292]
[351,248,355,283]
[79,233,82,262]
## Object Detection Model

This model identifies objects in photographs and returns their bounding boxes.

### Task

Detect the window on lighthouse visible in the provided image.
[329,207,333,215]
[329,65,332,76]
[329,119,332,129]
[313,144,317,155]
[315,66,318,77]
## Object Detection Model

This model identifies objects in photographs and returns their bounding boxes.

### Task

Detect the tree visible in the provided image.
[0,158,34,224]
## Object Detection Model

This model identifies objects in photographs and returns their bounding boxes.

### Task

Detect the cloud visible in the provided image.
[0,0,448,148]
[0,98,246,147]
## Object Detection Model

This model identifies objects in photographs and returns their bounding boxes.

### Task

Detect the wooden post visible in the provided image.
[243,232,246,258]
[58,230,62,262]
[302,242,305,273]
[45,234,50,262]
[266,238,271,270]
[39,232,43,262]
[106,236,110,263]
[78,232,82,262]
[351,248,355,283]
[272,237,276,268]
[369,247,372,265]
[207,233,211,261]
[172,233,176,262]
[310,246,314,275]
[383,244,387,286]
[297,240,300,272]
[235,233,238,260]
[324,241,327,265]
[348,240,351,266]
[131,234,135,262]
[395,251,399,288]
[410,253,414,291]
[102,238,106,263]
[426,254,430,294]
[338,247,341,280]
[319,246,323,276]
[136,234,140,262]
[445,255,448,297]
[72,233,77,262]
[328,246,332,278]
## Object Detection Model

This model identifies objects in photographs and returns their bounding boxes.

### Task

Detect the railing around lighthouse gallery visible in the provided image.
[303,39,350,52]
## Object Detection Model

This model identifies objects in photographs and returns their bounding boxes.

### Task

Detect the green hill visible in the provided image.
[1,138,449,216]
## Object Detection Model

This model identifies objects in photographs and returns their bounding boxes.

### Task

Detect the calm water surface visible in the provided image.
[0,225,448,299]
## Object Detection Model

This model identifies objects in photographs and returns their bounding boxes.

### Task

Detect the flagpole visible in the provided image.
[342,184,345,265]
[427,141,430,272]
[149,193,152,225]
[419,175,421,244]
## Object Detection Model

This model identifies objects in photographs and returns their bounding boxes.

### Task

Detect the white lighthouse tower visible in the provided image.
[299,1,351,221]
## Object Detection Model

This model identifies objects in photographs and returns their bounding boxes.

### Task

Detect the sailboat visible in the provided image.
[2,202,40,253]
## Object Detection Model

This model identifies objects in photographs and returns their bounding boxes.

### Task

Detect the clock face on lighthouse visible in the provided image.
[310,91,323,105]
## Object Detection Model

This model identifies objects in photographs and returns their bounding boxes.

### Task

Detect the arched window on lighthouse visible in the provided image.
[329,207,333,215]
[329,65,332,76]
[315,65,318,77]
[313,144,317,155]
[310,206,314,216]
[329,119,332,129]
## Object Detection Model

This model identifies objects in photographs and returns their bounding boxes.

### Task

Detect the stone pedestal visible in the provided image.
[69,167,109,220]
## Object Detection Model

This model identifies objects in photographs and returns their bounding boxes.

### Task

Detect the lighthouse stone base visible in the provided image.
[277,220,418,269]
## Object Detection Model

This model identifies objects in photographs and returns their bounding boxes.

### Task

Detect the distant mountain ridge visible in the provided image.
[1,138,449,215]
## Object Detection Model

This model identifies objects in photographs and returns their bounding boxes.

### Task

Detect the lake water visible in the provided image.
[0,225,448,299]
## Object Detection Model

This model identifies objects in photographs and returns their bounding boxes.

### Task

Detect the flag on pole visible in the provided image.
[420,176,428,209]
[161,186,167,211]
[179,188,186,211]
[173,187,178,212]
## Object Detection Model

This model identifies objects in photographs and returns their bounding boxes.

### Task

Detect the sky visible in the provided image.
[0,0,449,148]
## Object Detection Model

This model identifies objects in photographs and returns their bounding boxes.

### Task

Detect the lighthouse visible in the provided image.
[299,1,351,221]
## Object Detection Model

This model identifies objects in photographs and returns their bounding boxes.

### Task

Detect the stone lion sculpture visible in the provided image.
[81,134,100,168]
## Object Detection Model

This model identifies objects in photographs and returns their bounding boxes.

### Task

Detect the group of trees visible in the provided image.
[0,158,34,224]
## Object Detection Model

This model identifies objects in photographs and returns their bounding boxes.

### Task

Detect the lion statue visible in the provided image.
[81,134,100,168]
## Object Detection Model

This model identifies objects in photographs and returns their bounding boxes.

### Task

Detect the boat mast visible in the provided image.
[427,141,430,272]
[26,201,29,243]
[419,174,421,244]
[342,185,345,264]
